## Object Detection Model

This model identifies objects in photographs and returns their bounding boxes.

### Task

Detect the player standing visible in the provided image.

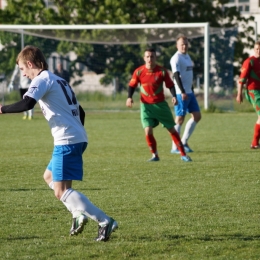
[236,41,260,148]
[0,45,118,241]
[170,35,201,153]
[126,47,192,162]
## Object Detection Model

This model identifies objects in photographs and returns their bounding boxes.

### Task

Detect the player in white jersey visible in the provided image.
[170,35,201,153]
[0,45,118,242]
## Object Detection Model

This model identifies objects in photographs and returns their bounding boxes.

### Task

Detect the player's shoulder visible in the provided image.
[243,56,257,66]
[155,64,167,72]
[170,51,183,62]
[134,65,146,75]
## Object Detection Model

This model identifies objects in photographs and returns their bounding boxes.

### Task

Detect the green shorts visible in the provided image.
[245,90,260,115]
[140,101,175,129]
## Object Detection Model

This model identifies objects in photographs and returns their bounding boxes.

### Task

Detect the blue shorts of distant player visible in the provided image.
[174,92,200,116]
[47,142,87,181]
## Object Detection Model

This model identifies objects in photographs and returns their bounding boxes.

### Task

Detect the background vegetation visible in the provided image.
[0,0,256,90]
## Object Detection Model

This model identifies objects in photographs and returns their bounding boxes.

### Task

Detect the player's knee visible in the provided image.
[43,169,52,184]
[192,112,201,123]
[176,117,184,125]
[195,113,201,122]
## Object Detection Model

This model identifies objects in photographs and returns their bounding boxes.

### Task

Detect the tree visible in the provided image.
[0,0,255,90]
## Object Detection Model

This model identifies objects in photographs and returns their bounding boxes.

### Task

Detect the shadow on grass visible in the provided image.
[164,234,260,241]
[5,236,40,240]
[0,188,103,191]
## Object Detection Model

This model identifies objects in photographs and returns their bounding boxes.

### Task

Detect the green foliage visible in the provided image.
[3,90,20,102]
[0,0,255,87]
[0,112,260,259]
[203,102,224,113]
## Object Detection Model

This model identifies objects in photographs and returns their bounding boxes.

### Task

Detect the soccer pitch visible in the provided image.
[0,111,259,259]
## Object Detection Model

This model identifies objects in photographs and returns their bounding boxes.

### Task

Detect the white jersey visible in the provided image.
[170,51,193,94]
[25,70,88,145]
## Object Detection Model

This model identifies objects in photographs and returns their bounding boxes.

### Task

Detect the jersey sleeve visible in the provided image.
[25,78,48,102]
[170,54,179,73]
[239,58,251,84]
[128,69,140,88]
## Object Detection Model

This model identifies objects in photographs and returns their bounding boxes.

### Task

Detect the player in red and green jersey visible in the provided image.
[126,47,192,162]
[237,41,260,148]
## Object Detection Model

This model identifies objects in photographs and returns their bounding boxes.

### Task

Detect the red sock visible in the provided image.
[170,132,186,156]
[252,123,260,146]
[145,134,158,156]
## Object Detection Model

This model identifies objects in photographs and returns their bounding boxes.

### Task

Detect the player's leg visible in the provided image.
[251,118,260,148]
[141,103,160,161]
[144,126,159,161]
[247,90,260,148]
[181,94,201,152]
[49,143,118,240]
[28,108,33,120]
[171,94,186,153]
[155,101,191,162]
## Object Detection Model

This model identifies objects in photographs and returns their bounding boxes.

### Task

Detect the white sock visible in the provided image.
[28,109,33,117]
[48,181,54,190]
[47,181,73,213]
[181,118,197,145]
[172,124,181,150]
[60,188,110,223]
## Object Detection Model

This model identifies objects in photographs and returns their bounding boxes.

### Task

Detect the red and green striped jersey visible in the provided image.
[239,56,260,90]
[128,65,174,104]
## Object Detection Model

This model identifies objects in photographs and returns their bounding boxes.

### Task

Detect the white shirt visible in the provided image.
[25,70,88,145]
[170,51,194,94]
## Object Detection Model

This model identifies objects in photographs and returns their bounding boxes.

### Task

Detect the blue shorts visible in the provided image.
[47,142,87,182]
[174,93,200,116]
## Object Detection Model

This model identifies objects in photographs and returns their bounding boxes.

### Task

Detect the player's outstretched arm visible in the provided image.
[0,96,36,114]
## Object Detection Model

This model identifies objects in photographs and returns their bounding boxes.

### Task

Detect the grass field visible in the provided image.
[0,108,259,259]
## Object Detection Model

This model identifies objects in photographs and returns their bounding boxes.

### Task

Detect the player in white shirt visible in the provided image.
[170,35,201,153]
[0,45,118,242]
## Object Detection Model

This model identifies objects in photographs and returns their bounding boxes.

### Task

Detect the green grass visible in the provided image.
[0,111,259,259]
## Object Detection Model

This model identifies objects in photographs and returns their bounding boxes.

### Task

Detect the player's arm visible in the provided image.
[169,85,178,105]
[79,104,85,126]
[174,71,188,100]
[0,96,36,114]
[126,86,136,108]
[236,59,250,104]
[236,82,244,104]
[173,71,185,94]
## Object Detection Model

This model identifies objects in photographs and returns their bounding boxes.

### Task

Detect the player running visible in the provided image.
[126,47,192,162]
[236,41,260,149]
[0,45,118,241]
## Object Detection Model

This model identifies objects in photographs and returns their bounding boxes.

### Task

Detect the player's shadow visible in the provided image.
[164,234,260,241]
[0,188,103,191]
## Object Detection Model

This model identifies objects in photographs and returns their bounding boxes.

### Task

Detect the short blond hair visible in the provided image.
[16,45,48,70]
[176,34,188,42]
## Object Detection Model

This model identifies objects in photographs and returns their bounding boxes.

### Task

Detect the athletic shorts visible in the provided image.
[245,90,260,115]
[47,142,87,182]
[174,93,200,116]
[140,100,175,129]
